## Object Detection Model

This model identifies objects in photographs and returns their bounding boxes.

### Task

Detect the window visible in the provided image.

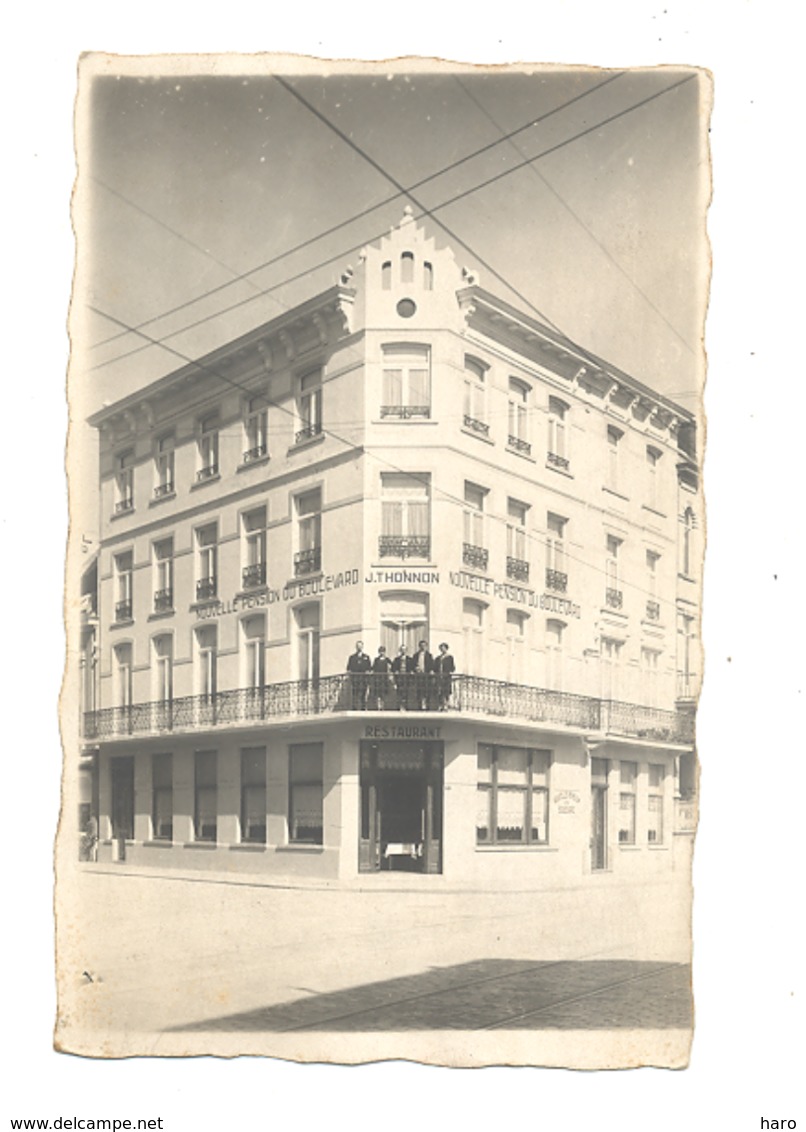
[606,425,624,492]
[196,523,218,601]
[463,356,489,435]
[476,745,550,845]
[677,612,696,698]
[618,761,637,844]
[645,550,661,620]
[197,414,219,481]
[114,551,133,622]
[508,378,531,454]
[681,507,696,576]
[244,394,269,463]
[380,473,430,559]
[241,615,266,692]
[152,634,173,705]
[195,625,217,699]
[381,260,392,290]
[463,482,488,570]
[506,609,528,683]
[547,398,569,469]
[646,445,662,509]
[381,344,430,419]
[153,434,175,498]
[153,537,174,612]
[241,747,267,844]
[545,619,565,690]
[601,636,623,700]
[423,261,433,290]
[380,592,429,657]
[647,763,664,844]
[462,598,485,676]
[295,489,322,576]
[194,750,217,842]
[641,647,661,707]
[400,250,414,284]
[605,534,623,608]
[296,371,323,443]
[114,450,134,513]
[289,743,323,844]
[242,505,267,589]
[295,603,320,681]
[546,513,567,592]
[151,753,173,841]
[113,642,132,709]
[506,498,529,581]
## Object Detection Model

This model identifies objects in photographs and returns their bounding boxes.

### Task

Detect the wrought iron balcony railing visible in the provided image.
[243,444,268,464]
[153,482,174,499]
[153,588,173,613]
[295,423,323,444]
[114,599,132,622]
[82,673,695,745]
[506,556,530,582]
[605,588,623,609]
[463,414,490,436]
[379,535,431,560]
[196,576,218,601]
[294,547,322,576]
[547,451,570,470]
[546,568,568,593]
[380,405,431,420]
[196,464,218,483]
[646,600,661,621]
[463,542,489,571]
[114,498,134,514]
[242,562,267,589]
[508,435,531,455]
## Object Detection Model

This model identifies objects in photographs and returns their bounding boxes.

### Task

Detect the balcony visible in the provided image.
[114,498,134,515]
[153,588,173,613]
[547,451,570,470]
[380,405,431,420]
[605,588,623,609]
[646,600,661,621]
[153,482,174,499]
[196,464,218,483]
[294,547,322,576]
[379,535,431,560]
[506,556,530,582]
[82,673,696,746]
[242,562,267,590]
[508,435,531,456]
[243,444,268,464]
[463,543,489,571]
[114,599,132,622]
[295,424,323,444]
[463,415,490,437]
[546,568,568,593]
[196,577,218,602]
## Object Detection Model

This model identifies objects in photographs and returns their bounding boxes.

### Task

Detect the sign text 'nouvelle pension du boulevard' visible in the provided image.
[196,566,581,619]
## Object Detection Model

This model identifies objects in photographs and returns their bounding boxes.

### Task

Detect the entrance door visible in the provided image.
[359,741,443,874]
[590,756,608,871]
[111,756,135,857]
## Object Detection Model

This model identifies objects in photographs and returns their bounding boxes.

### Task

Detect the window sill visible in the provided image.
[475,844,557,853]
[143,840,173,848]
[641,504,667,518]
[602,486,630,501]
[545,461,573,479]
[182,841,218,850]
[277,844,325,853]
[617,844,641,851]
[236,586,270,601]
[372,418,439,427]
[288,432,325,455]
[286,571,324,587]
[460,426,495,446]
[110,619,134,629]
[505,444,535,463]
[600,606,627,618]
[229,843,267,852]
[647,844,669,851]
[677,573,696,583]
[110,508,136,521]
[370,562,437,570]
[148,610,175,621]
[189,598,220,613]
[149,491,177,507]
[237,455,271,473]
[190,473,221,492]
[641,617,666,629]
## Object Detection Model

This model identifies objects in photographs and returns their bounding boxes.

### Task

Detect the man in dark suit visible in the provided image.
[412,639,434,710]
[433,642,456,710]
[391,644,412,710]
[346,640,372,709]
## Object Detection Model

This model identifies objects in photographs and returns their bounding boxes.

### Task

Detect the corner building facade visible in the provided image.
[81,211,701,887]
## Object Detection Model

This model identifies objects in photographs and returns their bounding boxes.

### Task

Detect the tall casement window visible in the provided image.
[505,609,528,683]
[114,450,134,514]
[296,371,323,443]
[645,550,661,620]
[546,513,568,592]
[379,592,429,657]
[463,356,488,436]
[195,625,217,699]
[289,743,324,844]
[462,598,486,676]
[476,745,550,846]
[197,414,219,481]
[153,434,175,498]
[641,647,661,707]
[242,505,267,590]
[153,537,174,613]
[423,261,434,290]
[618,760,638,844]
[295,603,320,681]
[506,498,529,582]
[240,747,267,844]
[195,522,218,601]
[381,260,392,290]
[152,634,173,705]
[113,642,133,709]
[400,250,414,283]
[606,425,624,492]
[677,612,696,698]
[605,534,623,608]
[545,618,565,690]
[114,551,133,622]
[380,473,430,560]
[601,636,623,700]
[547,397,569,469]
[295,488,322,576]
[681,506,696,577]
[463,482,488,571]
[646,445,663,509]
[647,763,665,844]
[151,753,173,841]
[381,344,431,419]
[508,378,531,454]
[243,394,269,463]
[194,750,217,842]
[241,615,266,693]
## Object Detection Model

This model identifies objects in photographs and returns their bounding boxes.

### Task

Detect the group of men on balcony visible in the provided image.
[346,640,455,712]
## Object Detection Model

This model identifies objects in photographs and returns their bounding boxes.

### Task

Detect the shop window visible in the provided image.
[289,743,323,844]
[241,747,267,844]
[194,750,217,842]
[151,753,173,841]
[476,745,550,845]
[381,344,431,419]
[618,760,637,844]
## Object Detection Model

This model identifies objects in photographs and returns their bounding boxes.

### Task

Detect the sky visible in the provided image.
[74,63,709,425]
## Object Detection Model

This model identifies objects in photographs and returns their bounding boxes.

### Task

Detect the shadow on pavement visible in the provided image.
[170,958,693,1032]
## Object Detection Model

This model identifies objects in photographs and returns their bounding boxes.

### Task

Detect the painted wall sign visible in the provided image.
[365,569,440,585]
[448,570,581,618]
[554,789,582,815]
[195,568,360,619]
[364,725,441,740]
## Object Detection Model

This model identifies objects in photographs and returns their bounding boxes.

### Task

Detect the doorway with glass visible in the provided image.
[359,741,443,874]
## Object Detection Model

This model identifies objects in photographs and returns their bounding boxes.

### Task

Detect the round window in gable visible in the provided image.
[396,298,417,319]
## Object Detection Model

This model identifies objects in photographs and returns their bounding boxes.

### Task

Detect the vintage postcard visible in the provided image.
[58,53,709,1066]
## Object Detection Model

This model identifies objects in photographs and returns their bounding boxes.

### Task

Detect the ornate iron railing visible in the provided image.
[605,588,623,609]
[463,543,489,571]
[295,424,323,444]
[294,547,322,576]
[547,451,569,470]
[153,482,174,499]
[380,405,431,420]
[506,556,530,582]
[508,435,531,455]
[379,535,431,559]
[82,674,695,744]
[153,588,173,613]
[463,415,490,436]
[646,600,661,621]
[114,498,134,514]
[196,464,218,482]
[114,599,132,622]
[196,577,217,601]
[243,444,268,464]
[242,562,267,589]
[546,568,568,593]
